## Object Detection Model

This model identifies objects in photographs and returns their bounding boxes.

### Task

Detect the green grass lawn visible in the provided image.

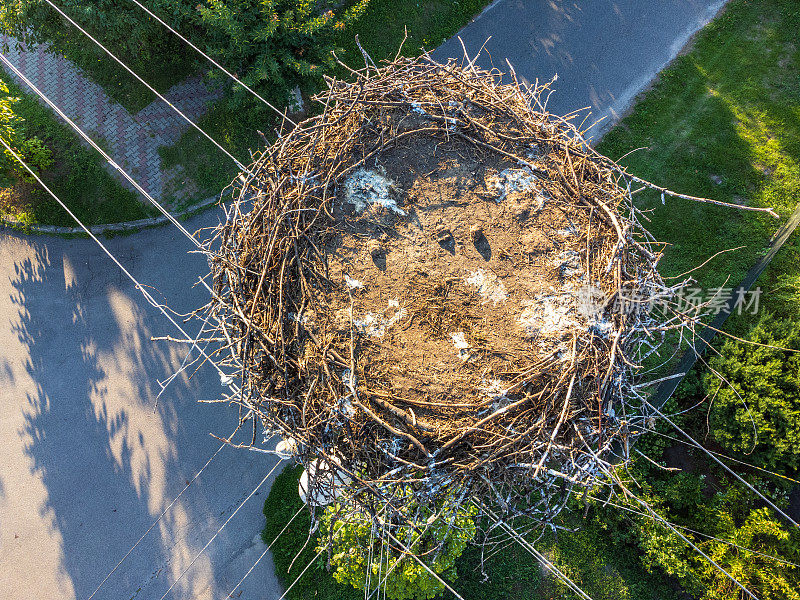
[332,0,490,71]
[597,0,800,319]
[262,465,679,600]
[0,74,156,227]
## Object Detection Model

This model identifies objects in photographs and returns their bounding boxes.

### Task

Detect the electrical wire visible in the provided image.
[42,0,251,174]
[364,503,450,600]
[158,459,284,600]
[587,494,800,569]
[476,501,593,600]
[0,131,260,600]
[643,399,799,529]
[575,428,759,600]
[85,440,229,600]
[222,503,306,599]
[125,0,297,128]
[6,25,788,595]
[383,529,468,600]
[275,520,346,600]
[644,429,800,485]
[0,118,234,389]
[0,50,207,253]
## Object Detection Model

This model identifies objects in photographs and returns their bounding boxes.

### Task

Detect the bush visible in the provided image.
[704,314,800,472]
[632,480,800,600]
[0,77,53,180]
[318,494,477,600]
[1,0,371,108]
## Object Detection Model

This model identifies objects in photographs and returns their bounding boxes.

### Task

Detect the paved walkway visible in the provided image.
[0,35,223,202]
[0,216,285,600]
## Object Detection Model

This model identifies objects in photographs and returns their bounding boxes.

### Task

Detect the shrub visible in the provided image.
[0,77,52,180]
[631,479,800,600]
[318,495,476,600]
[705,314,800,472]
[1,0,371,107]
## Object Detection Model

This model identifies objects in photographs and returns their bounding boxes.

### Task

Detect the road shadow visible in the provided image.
[7,234,268,600]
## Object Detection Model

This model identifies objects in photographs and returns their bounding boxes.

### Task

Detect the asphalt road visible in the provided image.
[0,1,727,598]
[436,0,727,139]
[0,219,285,600]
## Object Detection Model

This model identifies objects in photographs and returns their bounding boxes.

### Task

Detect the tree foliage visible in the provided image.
[639,480,800,600]
[1,0,370,105]
[704,315,800,472]
[593,461,800,600]
[195,0,370,103]
[317,495,477,600]
[0,76,52,179]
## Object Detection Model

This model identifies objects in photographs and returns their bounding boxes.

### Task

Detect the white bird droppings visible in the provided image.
[485,168,538,202]
[344,274,364,289]
[344,168,406,215]
[450,331,472,361]
[465,269,508,304]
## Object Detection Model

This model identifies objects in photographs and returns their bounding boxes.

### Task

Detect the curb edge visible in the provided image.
[0,193,221,236]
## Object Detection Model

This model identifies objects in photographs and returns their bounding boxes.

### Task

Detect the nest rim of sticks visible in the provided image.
[203,53,706,528]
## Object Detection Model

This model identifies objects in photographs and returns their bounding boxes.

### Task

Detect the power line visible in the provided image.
[643,399,799,529]
[5,22,784,592]
[0,131,264,600]
[574,426,759,600]
[85,439,229,600]
[476,501,593,600]
[588,494,800,569]
[365,503,450,600]
[0,52,287,427]
[0,50,206,253]
[384,529,467,600]
[275,520,346,600]
[3,30,411,529]
[0,47,256,372]
[158,459,284,600]
[644,429,800,485]
[0,50,321,600]
[0,47,312,465]
[223,503,306,599]
[41,0,250,174]
[0,121,233,389]
[125,0,297,128]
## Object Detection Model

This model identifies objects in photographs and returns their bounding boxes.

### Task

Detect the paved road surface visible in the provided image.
[0,217,284,600]
[436,0,727,139]
[0,2,727,599]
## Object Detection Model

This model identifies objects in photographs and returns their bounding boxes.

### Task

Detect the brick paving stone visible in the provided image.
[0,35,224,203]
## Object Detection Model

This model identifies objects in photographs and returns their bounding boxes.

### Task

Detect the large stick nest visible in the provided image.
[203,55,683,522]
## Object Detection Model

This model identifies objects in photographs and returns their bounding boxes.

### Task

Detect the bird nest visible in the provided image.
[201,55,688,527]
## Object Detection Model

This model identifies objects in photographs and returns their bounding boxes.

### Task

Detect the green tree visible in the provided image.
[318,495,477,600]
[705,315,800,472]
[1,0,370,107]
[632,480,800,600]
[592,459,800,600]
[194,0,370,104]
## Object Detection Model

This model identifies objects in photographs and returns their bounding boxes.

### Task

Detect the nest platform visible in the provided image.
[202,55,683,525]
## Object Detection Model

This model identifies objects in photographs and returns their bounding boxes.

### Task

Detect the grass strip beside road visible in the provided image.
[0,73,156,228]
[597,0,800,317]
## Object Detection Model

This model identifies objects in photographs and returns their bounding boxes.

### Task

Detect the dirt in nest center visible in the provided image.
[314,132,604,425]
